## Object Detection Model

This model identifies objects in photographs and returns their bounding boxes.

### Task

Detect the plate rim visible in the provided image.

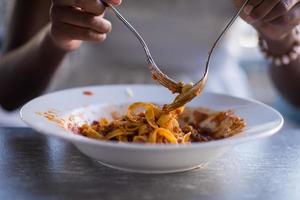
[20,84,284,150]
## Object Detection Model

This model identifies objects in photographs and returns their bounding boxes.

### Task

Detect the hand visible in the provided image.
[234,0,300,41]
[50,0,122,51]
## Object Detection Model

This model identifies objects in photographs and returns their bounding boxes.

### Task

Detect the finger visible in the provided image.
[53,0,105,15]
[270,2,300,26]
[247,0,280,22]
[51,21,107,42]
[106,0,122,6]
[263,0,299,22]
[51,6,112,33]
[243,0,264,15]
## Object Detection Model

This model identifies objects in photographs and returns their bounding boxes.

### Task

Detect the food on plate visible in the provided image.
[79,102,246,144]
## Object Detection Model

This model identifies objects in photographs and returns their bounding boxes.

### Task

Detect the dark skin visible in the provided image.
[268,36,300,106]
[0,0,119,110]
[0,0,299,111]
[0,0,65,110]
[0,29,66,110]
[235,0,300,107]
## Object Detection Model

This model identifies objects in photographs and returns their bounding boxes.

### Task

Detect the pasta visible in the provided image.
[79,102,246,144]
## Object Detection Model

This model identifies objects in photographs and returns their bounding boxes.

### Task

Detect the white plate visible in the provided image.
[21,85,283,173]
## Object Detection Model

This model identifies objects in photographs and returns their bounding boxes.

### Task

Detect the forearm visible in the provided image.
[0,25,67,110]
[263,33,300,107]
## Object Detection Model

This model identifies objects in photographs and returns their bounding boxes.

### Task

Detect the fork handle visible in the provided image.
[100,0,183,93]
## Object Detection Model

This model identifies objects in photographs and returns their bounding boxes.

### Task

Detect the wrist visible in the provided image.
[36,25,69,69]
[258,26,300,66]
[261,32,296,55]
[47,24,81,52]
[42,25,70,54]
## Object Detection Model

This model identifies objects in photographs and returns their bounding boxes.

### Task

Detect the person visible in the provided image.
[0,0,299,126]
[235,0,300,123]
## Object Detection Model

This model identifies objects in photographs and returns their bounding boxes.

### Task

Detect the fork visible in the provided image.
[102,0,251,111]
[101,1,183,94]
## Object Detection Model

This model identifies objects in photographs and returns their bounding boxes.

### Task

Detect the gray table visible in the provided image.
[0,127,299,200]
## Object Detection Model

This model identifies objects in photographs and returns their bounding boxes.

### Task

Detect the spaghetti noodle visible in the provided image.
[79,102,246,144]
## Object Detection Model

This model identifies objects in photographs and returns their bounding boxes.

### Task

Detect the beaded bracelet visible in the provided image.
[258,26,300,66]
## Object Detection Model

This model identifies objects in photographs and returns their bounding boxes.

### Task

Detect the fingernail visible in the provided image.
[244,5,253,15]
[111,0,121,5]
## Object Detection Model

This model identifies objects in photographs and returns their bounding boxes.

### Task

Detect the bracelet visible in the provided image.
[258,26,300,66]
